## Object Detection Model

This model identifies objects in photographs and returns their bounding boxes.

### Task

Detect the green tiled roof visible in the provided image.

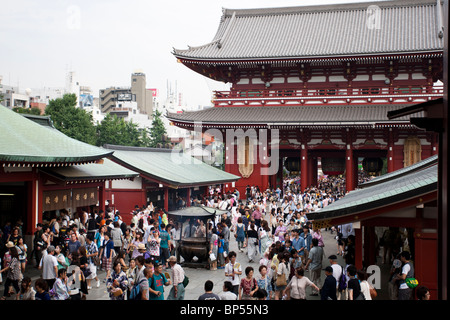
[310,163,437,221]
[0,105,112,164]
[358,155,438,188]
[41,158,139,182]
[104,144,240,187]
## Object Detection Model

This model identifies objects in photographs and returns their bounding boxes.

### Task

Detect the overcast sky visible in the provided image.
[0,0,376,107]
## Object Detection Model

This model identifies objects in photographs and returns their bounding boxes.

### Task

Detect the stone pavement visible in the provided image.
[0,224,391,300]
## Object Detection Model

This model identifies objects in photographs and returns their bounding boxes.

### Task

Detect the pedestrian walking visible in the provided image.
[40,245,58,289]
[305,238,323,296]
[167,256,185,300]
[0,246,22,300]
[284,267,319,300]
[224,251,242,295]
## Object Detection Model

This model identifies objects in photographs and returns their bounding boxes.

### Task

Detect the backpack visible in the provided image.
[338,266,347,292]
[129,278,146,300]
[143,251,152,261]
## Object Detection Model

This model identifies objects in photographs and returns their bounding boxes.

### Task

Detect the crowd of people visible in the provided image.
[0,204,189,300]
[0,175,427,300]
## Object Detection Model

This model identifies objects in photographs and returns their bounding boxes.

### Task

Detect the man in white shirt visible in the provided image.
[224,251,242,295]
[219,281,238,300]
[167,256,185,300]
[328,254,344,299]
[41,245,59,289]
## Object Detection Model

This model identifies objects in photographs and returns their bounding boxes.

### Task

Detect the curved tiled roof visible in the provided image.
[103,144,240,187]
[0,105,112,164]
[173,0,444,61]
[167,104,421,125]
[309,162,437,221]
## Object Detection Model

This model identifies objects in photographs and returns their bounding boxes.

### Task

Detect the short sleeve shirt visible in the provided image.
[42,254,58,280]
[225,262,242,286]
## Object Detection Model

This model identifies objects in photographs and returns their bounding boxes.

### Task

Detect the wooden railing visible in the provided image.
[212,85,444,106]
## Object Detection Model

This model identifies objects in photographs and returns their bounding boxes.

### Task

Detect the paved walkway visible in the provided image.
[1,222,391,300]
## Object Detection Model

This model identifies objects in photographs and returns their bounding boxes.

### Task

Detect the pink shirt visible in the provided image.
[313,231,324,247]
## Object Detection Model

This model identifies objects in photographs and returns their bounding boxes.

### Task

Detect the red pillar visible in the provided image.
[164,187,169,212]
[301,145,309,192]
[261,147,269,191]
[186,187,191,207]
[28,170,39,234]
[355,227,363,270]
[98,183,106,214]
[346,143,355,191]
[308,156,318,187]
[432,133,439,156]
[278,157,283,189]
[388,129,395,173]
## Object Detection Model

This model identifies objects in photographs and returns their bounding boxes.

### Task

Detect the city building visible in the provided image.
[99,71,154,117]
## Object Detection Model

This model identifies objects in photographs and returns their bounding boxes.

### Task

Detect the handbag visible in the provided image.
[369,286,377,299]
[276,274,287,287]
[182,275,189,288]
[112,288,123,297]
[93,255,101,267]
[275,265,287,287]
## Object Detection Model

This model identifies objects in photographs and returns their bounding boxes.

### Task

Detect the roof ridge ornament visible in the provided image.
[436,0,444,38]
[217,11,236,49]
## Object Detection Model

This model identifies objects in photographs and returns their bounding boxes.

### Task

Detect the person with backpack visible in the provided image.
[395,251,415,300]
[129,264,152,300]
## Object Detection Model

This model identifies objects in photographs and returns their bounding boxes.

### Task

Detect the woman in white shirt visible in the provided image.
[357,270,373,300]
[274,253,290,300]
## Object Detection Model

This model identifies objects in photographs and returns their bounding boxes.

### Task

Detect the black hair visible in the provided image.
[416,286,429,300]
[400,251,411,260]
[58,268,67,277]
[204,280,214,292]
[223,281,233,292]
[347,264,357,277]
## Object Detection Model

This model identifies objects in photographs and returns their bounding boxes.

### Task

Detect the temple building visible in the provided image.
[168,0,444,195]
[0,107,138,243]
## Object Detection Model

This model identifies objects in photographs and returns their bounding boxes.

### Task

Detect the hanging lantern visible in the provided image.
[284,157,300,174]
[362,157,384,175]
[321,157,345,175]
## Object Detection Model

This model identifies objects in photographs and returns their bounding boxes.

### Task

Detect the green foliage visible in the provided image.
[44,94,169,149]
[148,109,167,148]
[96,113,142,147]
[45,94,97,145]
[13,106,42,115]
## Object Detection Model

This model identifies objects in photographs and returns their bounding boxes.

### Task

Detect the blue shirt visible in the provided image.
[218,239,224,253]
[300,232,312,251]
[292,236,305,253]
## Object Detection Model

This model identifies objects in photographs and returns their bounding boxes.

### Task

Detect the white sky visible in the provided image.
[0,0,376,107]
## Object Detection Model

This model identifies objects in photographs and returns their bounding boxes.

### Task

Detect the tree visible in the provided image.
[96,113,142,147]
[45,94,97,145]
[13,106,42,115]
[148,109,167,148]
